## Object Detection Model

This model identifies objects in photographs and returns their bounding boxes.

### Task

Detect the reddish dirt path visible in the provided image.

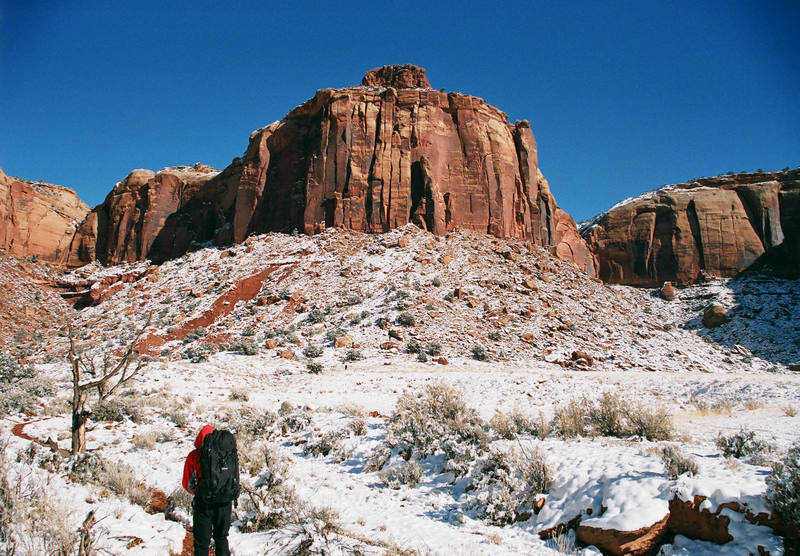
[180,530,216,556]
[10,416,56,442]
[137,264,289,354]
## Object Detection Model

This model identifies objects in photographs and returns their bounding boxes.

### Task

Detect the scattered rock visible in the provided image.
[703,304,727,327]
[264,339,278,349]
[660,282,676,301]
[334,335,354,348]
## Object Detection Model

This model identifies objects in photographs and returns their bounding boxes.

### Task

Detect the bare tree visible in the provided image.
[67,313,152,454]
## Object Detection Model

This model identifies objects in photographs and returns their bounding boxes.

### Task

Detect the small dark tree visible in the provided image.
[67,314,152,454]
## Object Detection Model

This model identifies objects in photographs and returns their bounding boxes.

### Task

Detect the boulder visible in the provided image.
[659,281,676,301]
[571,350,594,366]
[334,335,354,348]
[582,169,800,286]
[703,304,727,327]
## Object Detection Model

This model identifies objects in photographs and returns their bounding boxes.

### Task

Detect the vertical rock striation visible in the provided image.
[0,168,90,265]
[70,65,592,271]
[581,169,800,286]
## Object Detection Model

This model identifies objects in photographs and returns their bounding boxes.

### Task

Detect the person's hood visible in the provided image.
[194,424,215,448]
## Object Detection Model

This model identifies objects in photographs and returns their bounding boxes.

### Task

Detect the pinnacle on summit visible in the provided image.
[361,64,432,89]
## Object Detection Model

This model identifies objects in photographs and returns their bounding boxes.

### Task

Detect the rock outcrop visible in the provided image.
[69,65,592,271]
[582,169,800,286]
[0,168,90,265]
[67,164,220,266]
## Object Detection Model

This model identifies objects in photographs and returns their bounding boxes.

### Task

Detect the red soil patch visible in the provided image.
[180,530,216,556]
[146,488,168,514]
[138,265,290,355]
[10,416,56,442]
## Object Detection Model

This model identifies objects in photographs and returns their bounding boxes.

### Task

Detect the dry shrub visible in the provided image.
[240,446,301,532]
[349,416,367,436]
[782,405,797,417]
[229,387,249,401]
[68,452,150,507]
[93,398,144,423]
[661,445,699,479]
[554,394,673,441]
[276,409,311,435]
[590,392,628,437]
[626,404,673,441]
[102,461,152,506]
[469,445,552,526]
[221,406,278,437]
[492,408,546,439]
[765,443,800,526]
[716,429,769,460]
[303,429,351,462]
[238,439,272,476]
[132,431,157,450]
[382,383,487,477]
[692,398,732,416]
[553,399,589,438]
[0,376,55,417]
[380,461,423,489]
[338,402,367,417]
[743,399,763,411]
[1,439,79,554]
[165,487,193,524]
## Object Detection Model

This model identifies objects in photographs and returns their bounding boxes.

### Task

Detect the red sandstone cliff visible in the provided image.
[67,164,220,266]
[582,169,800,286]
[0,168,90,265]
[70,65,592,271]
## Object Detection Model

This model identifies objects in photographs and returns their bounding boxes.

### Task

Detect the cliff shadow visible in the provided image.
[680,271,800,368]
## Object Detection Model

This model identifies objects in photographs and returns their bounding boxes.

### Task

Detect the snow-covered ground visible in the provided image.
[1,227,798,554]
[2,352,799,555]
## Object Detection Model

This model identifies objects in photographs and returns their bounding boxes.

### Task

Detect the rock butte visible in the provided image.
[582,169,800,287]
[66,64,593,271]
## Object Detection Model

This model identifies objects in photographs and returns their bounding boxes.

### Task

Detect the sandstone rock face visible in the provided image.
[70,65,592,272]
[68,164,220,265]
[582,169,800,286]
[362,64,431,89]
[0,168,90,265]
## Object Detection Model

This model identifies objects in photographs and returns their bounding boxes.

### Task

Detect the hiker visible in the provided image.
[183,424,240,556]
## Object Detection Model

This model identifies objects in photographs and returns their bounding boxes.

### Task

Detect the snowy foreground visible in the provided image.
[1,228,798,554]
[3,353,799,555]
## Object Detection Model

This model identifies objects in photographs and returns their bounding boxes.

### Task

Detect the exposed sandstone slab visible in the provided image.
[582,169,800,286]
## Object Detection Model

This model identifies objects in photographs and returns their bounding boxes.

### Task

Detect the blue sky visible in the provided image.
[2,1,798,222]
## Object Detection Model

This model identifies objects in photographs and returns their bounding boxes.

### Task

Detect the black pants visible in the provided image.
[193,500,232,556]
